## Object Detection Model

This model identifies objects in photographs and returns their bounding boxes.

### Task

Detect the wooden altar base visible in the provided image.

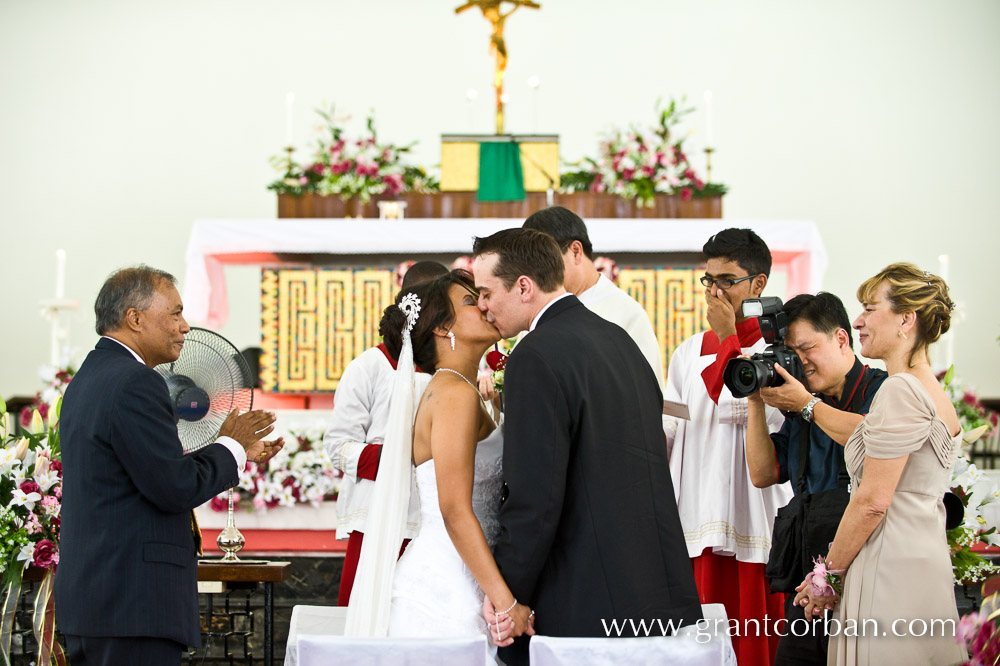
[278,191,722,219]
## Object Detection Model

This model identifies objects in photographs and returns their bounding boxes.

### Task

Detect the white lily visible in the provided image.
[34,453,50,477]
[29,410,45,435]
[13,437,30,461]
[34,470,60,493]
[10,488,42,511]
[16,543,34,565]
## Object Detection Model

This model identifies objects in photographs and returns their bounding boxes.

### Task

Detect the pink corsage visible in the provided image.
[808,556,844,597]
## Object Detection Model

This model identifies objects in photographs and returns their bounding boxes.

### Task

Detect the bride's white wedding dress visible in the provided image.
[388,421,504,649]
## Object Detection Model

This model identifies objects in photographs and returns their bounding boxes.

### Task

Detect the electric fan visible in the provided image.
[155,327,255,562]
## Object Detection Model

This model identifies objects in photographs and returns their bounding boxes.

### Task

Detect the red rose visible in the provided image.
[20,480,40,495]
[486,350,507,371]
[32,539,58,570]
[209,495,229,512]
[51,517,60,529]
[680,187,693,202]
[49,460,62,476]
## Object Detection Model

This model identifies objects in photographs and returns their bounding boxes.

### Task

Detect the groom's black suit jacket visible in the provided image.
[54,338,240,647]
[495,296,701,664]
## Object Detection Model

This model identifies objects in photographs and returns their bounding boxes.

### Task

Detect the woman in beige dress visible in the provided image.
[793,263,965,666]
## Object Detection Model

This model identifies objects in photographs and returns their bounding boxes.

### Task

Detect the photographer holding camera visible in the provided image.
[744,292,887,666]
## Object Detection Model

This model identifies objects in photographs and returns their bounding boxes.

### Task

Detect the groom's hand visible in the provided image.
[482,596,515,646]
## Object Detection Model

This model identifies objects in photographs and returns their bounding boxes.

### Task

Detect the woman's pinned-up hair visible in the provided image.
[379,269,478,372]
[857,262,955,355]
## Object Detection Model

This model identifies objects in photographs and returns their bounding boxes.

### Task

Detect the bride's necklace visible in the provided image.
[436,367,482,399]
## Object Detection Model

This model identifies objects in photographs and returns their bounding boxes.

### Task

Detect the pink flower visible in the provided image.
[209,495,229,512]
[641,165,655,178]
[298,176,309,185]
[25,513,42,535]
[53,484,61,499]
[20,480,40,496]
[32,539,58,569]
[680,187,693,202]
[382,173,405,195]
[308,162,326,175]
[253,495,267,510]
[330,160,352,175]
[589,173,605,193]
[621,168,636,181]
[956,611,981,644]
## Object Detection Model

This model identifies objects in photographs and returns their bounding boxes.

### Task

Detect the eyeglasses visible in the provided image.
[700,274,758,290]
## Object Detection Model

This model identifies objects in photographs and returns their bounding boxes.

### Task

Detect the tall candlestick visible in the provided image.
[285,92,295,147]
[704,89,714,147]
[55,249,66,300]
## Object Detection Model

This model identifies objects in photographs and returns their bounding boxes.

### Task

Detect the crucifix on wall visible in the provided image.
[455,0,541,134]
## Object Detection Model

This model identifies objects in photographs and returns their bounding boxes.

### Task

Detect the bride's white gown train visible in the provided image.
[388,423,503,654]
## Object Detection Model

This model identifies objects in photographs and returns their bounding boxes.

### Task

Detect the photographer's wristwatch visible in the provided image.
[801,397,821,422]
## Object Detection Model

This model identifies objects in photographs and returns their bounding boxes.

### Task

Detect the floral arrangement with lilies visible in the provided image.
[1,397,65,664]
[941,366,1000,584]
[559,99,727,207]
[268,104,438,202]
[208,421,342,513]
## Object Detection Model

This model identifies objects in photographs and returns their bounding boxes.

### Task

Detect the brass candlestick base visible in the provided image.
[217,487,245,562]
[704,146,715,183]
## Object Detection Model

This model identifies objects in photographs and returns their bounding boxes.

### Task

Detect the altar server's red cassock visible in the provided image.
[666,318,791,666]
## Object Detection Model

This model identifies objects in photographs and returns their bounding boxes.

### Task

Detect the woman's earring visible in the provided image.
[897,330,907,339]
[448,331,456,351]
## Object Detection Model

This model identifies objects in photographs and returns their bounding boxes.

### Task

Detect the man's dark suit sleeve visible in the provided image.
[493,346,571,603]
[110,367,239,513]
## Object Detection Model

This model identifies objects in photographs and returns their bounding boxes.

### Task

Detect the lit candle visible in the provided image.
[704,90,714,147]
[937,253,949,284]
[55,249,66,300]
[285,92,295,147]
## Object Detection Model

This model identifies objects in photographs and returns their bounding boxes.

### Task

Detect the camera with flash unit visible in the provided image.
[722,297,805,399]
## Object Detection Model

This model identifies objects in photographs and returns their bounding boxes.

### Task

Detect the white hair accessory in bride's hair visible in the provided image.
[399,293,421,335]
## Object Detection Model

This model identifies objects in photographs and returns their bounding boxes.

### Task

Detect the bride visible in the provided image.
[345,269,534,652]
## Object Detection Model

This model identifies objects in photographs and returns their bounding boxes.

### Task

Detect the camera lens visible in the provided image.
[723,358,766,398]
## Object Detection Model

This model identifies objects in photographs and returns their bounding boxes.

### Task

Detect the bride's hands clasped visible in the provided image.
[482,596,536,646]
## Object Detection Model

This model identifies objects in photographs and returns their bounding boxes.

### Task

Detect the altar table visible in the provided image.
[183,218,826,328]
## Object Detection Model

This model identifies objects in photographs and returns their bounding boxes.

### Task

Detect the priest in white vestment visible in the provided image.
[666,228,791,666]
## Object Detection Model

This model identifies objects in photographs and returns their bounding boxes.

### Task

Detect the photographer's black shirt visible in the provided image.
[772,358,888,495]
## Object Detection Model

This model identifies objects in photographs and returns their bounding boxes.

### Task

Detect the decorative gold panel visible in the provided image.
[261,268,394,392]
[262,266,707,393]
[619,267,709,372]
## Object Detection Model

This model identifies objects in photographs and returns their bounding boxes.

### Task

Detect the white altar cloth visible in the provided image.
[182,218,826,328]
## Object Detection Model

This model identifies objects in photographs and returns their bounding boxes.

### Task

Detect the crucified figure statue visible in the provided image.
[455,0,541,134]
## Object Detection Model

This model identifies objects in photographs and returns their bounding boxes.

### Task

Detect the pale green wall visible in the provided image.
[1,0,998,399]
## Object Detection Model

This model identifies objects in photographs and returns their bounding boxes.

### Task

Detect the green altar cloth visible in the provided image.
[478,141,525,202]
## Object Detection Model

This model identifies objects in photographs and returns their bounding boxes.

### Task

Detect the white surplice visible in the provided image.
[578,274,665,392]
[665,331,792,564]
[323,347,429,540]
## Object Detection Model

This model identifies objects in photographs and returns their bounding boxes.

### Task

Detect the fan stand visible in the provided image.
[217,488,245,561]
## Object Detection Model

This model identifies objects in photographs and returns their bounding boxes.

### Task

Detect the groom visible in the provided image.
[472,229,702,664]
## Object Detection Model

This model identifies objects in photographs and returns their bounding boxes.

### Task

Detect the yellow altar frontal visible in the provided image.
[260,265,708,393]
[440,134,560,192]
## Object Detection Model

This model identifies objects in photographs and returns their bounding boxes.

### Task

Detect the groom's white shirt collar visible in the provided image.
[529,293,573,332]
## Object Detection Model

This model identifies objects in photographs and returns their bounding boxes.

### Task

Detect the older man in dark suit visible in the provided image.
[55,265,283,666]
[472,229,702,665]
